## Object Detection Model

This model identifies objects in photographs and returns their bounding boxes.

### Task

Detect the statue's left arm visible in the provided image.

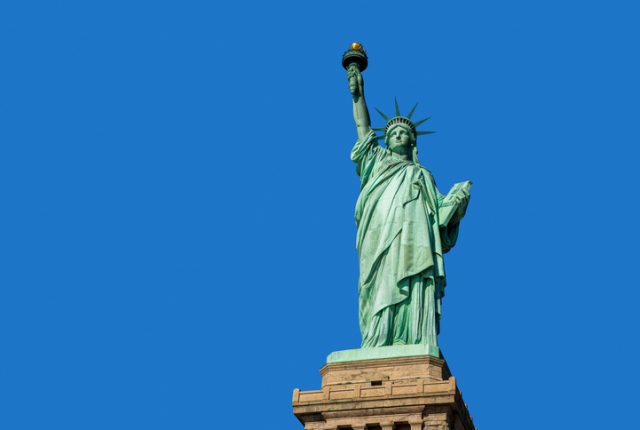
[450,187,470,224]
[437,186,470,253]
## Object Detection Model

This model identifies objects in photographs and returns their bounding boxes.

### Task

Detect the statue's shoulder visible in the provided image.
[419,165,435,179]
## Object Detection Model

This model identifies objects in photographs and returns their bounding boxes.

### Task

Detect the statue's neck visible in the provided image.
[390,149,412,162]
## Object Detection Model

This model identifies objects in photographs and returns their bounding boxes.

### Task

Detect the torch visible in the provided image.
[342,42,368,94]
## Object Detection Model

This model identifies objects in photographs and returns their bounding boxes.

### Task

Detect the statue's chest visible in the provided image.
[376,155,418,175]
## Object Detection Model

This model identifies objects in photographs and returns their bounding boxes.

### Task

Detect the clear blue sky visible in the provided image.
[1,1,639,429]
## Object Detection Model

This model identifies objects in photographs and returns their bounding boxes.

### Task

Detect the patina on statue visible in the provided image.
[344,44,471,357]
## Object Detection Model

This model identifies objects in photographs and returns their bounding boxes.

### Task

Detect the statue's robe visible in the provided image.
[351,131,460,348]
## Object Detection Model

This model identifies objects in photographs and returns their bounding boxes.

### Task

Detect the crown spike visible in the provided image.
[372,127,386,132]
[375,108,390,122]
[416,131,436,136]
[394,97,401,116]
[406,103,419,119]
[413,117,431,127]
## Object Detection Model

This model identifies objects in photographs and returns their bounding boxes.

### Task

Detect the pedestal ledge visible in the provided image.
[327,344,440,363]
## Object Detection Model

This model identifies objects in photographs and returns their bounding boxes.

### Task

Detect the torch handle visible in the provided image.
[347,63,360,96]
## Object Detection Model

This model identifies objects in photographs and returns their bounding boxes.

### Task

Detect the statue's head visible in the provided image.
[386,123,415,152]
[374,98,434,162]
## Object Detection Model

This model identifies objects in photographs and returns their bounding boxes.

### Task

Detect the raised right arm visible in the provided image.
[347,64,372,141]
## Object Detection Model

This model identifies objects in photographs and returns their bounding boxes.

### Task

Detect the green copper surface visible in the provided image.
[327,344,440,364]
[342,46,471,359]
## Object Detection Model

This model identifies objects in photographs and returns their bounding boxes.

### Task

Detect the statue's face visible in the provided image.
[387,125,414,152]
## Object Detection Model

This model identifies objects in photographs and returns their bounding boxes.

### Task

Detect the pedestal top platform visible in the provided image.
[327,344,440,364]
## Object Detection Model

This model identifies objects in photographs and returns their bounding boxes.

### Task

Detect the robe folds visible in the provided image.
[351,130,460,348]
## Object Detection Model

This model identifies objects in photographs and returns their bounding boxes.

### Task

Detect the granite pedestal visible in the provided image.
[292,354,476,430]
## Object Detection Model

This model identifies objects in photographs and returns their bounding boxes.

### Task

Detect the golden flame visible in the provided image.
[351,42,363,51]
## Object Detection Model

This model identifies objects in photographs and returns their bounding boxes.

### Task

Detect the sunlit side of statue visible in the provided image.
[343,44,471,355]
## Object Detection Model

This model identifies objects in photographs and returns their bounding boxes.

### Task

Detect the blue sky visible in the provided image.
[1,1,639,429]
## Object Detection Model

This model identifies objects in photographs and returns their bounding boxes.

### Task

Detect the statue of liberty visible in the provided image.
[343,44,471,355]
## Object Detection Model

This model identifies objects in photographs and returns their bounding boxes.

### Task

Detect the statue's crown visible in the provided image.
[373,98,434,144]
[385,116,417,135]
